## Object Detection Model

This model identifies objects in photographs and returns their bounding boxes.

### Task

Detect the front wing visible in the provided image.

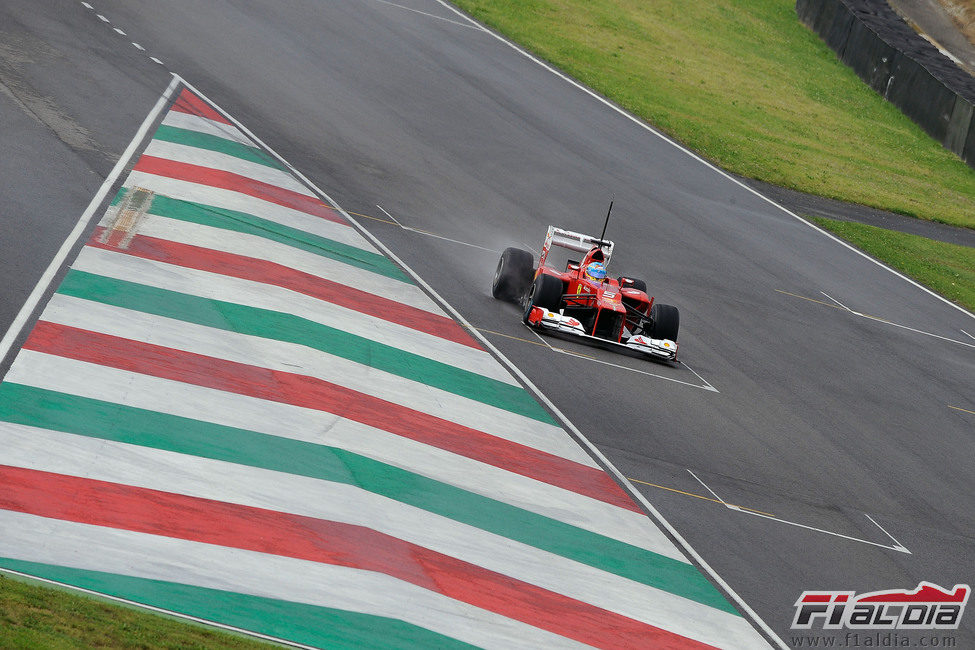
[526,307,678,361]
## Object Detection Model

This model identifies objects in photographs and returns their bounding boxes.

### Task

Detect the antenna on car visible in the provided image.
[598,200,613,245]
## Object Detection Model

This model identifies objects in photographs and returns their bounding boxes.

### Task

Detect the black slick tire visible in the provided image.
[648,303,679,341]
[522,273,564,324]
[492,247,534,302]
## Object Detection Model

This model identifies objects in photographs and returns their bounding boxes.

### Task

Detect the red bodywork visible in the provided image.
[533,244,653,342]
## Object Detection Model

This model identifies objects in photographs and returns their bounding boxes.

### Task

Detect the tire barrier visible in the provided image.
[797,0,975,167]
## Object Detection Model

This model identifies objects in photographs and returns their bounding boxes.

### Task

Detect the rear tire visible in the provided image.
[648,303,679,341]
[617,276,647,293]
[522,274,564,324]
[492,247,534,302]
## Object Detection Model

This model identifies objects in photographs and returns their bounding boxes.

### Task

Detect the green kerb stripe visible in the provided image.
[58,270,554,424]
[0,557,473,649]
[0,383,738,614]
[153,124,286,170]
[109,190,410,283]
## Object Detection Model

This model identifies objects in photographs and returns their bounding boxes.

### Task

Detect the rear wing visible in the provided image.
[538,226,614,269]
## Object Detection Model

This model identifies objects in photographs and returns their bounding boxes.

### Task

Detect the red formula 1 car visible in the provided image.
[492,226,680,361]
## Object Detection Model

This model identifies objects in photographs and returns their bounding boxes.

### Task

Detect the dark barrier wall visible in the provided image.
[797,0,975,167]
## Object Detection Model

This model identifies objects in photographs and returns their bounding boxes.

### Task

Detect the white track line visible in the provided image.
[0,75,179,371]
[364,0,484,31]
[432,0,975,330]
[820,291,853,312]
[520,323,717,392]
[688,470,910,554]
[377,204,498,253]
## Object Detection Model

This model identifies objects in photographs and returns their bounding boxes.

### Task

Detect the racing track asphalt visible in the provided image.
[2,0,973,646]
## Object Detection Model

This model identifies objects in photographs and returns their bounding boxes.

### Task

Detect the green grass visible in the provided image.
[0,573,273,649]
[451,0,975,228]
[812,217,975,311]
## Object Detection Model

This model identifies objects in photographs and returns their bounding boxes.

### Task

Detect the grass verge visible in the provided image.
[811,217,975,312]
[0,573,272,649]
[450,0,975,227]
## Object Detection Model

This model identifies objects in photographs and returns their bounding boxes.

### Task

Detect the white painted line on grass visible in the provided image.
[432,0,975,327]
[0,75,180,371]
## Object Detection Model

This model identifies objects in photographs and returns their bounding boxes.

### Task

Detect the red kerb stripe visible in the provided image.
[23,322,638,513]
[86,228,479,350]
[133,155,343,224]
[170,88,232,125]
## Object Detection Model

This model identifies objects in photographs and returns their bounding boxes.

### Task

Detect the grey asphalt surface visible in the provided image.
[2,0,973,647]
[0,0,170,369]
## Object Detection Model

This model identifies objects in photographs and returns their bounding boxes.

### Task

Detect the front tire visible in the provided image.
[522,273,564,324]
[492,247,534,302]
[648,303,679,341]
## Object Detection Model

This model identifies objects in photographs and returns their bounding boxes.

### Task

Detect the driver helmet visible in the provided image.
[584,261,607,282]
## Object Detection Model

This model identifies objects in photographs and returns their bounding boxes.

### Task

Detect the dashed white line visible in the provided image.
[81,2,93,9]
[132,43,145,51]
[96,13,109,22]
[113,27,126,36]
[150,57,164,66]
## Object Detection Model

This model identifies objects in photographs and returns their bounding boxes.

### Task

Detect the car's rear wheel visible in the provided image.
[492,247,534,302]
[648,303,679,341]
[617,276,647,293]
[523,273,564,324]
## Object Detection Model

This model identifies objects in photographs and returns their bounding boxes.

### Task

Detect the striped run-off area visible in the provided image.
[0,87,767,648]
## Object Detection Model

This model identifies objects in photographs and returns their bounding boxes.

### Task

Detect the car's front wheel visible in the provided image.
[648,303,679,341]
[522,273,564,324]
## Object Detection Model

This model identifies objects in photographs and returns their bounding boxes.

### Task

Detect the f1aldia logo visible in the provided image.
[792,582,969,630]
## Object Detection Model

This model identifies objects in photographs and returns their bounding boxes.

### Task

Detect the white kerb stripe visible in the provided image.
[5,352,670,553]
[70,248,510,385]
[162,110,253,143]
[118,214,442,313]
[144,139,315,197]
[40,295,565,458]
[120,171,374,251]
[74,241,443,323]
